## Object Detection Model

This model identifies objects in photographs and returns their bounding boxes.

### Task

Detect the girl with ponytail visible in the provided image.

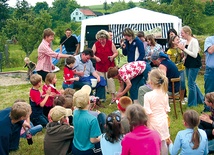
[143,68,170,155]
[168,110,208,155]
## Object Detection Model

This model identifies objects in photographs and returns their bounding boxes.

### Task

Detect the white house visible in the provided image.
[70,8,96,22]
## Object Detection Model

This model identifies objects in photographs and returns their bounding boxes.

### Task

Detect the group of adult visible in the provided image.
[34,26,213,109]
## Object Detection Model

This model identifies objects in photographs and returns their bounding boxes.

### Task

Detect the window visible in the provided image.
[76,12,78,15]
[73,17,75,20]
[79,17,81,20]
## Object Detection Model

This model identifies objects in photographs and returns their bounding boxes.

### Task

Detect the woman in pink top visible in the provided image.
[36,28,70,81]
[121,104,161,155]
[144,68,170,155]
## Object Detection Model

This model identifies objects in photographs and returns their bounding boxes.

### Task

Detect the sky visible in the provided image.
[7,0,141,7]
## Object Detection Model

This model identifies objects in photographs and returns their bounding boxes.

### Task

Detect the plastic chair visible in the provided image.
[169,77,183,119]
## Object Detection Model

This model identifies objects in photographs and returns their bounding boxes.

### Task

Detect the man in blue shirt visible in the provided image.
[203,36,214,112]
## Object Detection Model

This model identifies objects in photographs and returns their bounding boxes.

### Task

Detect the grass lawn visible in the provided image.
[0,66,206,155]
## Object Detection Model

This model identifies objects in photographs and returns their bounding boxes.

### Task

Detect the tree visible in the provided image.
[13,0,31,19]
[4,10,52,56]
[127,1,136,8]
[0,0,10,31]
[50,0,79,28]
[204,1,214,16]
[172,0,205,35]
[110,1,128,13]
[33,2,49,14]
[103,1,109,12]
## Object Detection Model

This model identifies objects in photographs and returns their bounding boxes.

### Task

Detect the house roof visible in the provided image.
[79,8,96,16]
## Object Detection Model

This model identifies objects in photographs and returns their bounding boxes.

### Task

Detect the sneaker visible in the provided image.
[184,97,188,102]
[182,100,186,105]
[100,99,106,102]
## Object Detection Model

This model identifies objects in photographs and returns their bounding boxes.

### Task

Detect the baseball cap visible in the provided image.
[73,85,91,109]
[50,106,72,122]
[151,51,169,60]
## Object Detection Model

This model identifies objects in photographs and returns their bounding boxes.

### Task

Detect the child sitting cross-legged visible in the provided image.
[29,74,51,127]
[72,85,102,155]
[44,106,74,155]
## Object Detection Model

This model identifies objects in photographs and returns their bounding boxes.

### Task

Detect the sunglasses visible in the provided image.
[107,115,121,123]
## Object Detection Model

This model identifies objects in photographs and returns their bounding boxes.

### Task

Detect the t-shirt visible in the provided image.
[167,48,185,71]
[100,134,122,155]
[73,110,101,151]
[118,61,146,82]
[60,35,78,52]
[29,88,44,118]
[63,65,75,84]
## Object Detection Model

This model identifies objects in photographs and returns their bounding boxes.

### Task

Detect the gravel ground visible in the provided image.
[0,76,29,86]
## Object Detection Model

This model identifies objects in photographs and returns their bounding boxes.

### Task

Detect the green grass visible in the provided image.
[0,68,206,155]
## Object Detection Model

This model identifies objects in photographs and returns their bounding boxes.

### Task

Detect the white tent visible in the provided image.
[80,7,182,51]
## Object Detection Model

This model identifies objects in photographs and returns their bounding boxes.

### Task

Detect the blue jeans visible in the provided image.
[20,122,43,138]
[180,70,186,90]
[62,82,74,90]
[204,67,214,111]
[186,68,204,107]
[73,76,106,100]
[31,114,48,127]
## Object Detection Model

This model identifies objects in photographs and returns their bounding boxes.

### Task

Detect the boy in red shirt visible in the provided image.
[62,56,79,89]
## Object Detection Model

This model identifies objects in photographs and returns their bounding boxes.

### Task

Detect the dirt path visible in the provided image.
[0,76,29,86]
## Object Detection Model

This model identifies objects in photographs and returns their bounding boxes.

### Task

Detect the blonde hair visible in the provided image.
[125,104,148,131]
[24,57,30,63]
[45,73,56,85]
[183,110,200,149]
[30,74,42,86]
[182,26,192,36]
[43,28,55,39]
[95,29,109,40]
[10,102,31,120]
[119,96,132,110]
[64,88,76,96]
[122,28,135,38]
[148,68,168,93]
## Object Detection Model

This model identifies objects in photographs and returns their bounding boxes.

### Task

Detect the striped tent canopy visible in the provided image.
[80,7,182,51]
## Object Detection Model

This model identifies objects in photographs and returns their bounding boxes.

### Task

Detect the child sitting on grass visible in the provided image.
[44,106,74,155]
[42,73,63,117]
[30,74,51,127]
[62,56,79,89]
[72,85,102,155]
[168,110,208,155]
[115,96,132,134]
[199,92,214,140]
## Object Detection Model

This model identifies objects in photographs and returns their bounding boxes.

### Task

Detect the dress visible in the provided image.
[94,40,116,94]
[122,37,145,62]
[44,122,74,155]
[100,134,122,155]
[145,43,163,64]
[0,108,24,155]
[121,125,161,155]
[169,128,208,155]
[60,35,78,55]
[183,38,204,107]
[118,61,148,100]
[62,65,75,89]
[72,110,101,152]
[144,89,170,140]
[73,54,106,100]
